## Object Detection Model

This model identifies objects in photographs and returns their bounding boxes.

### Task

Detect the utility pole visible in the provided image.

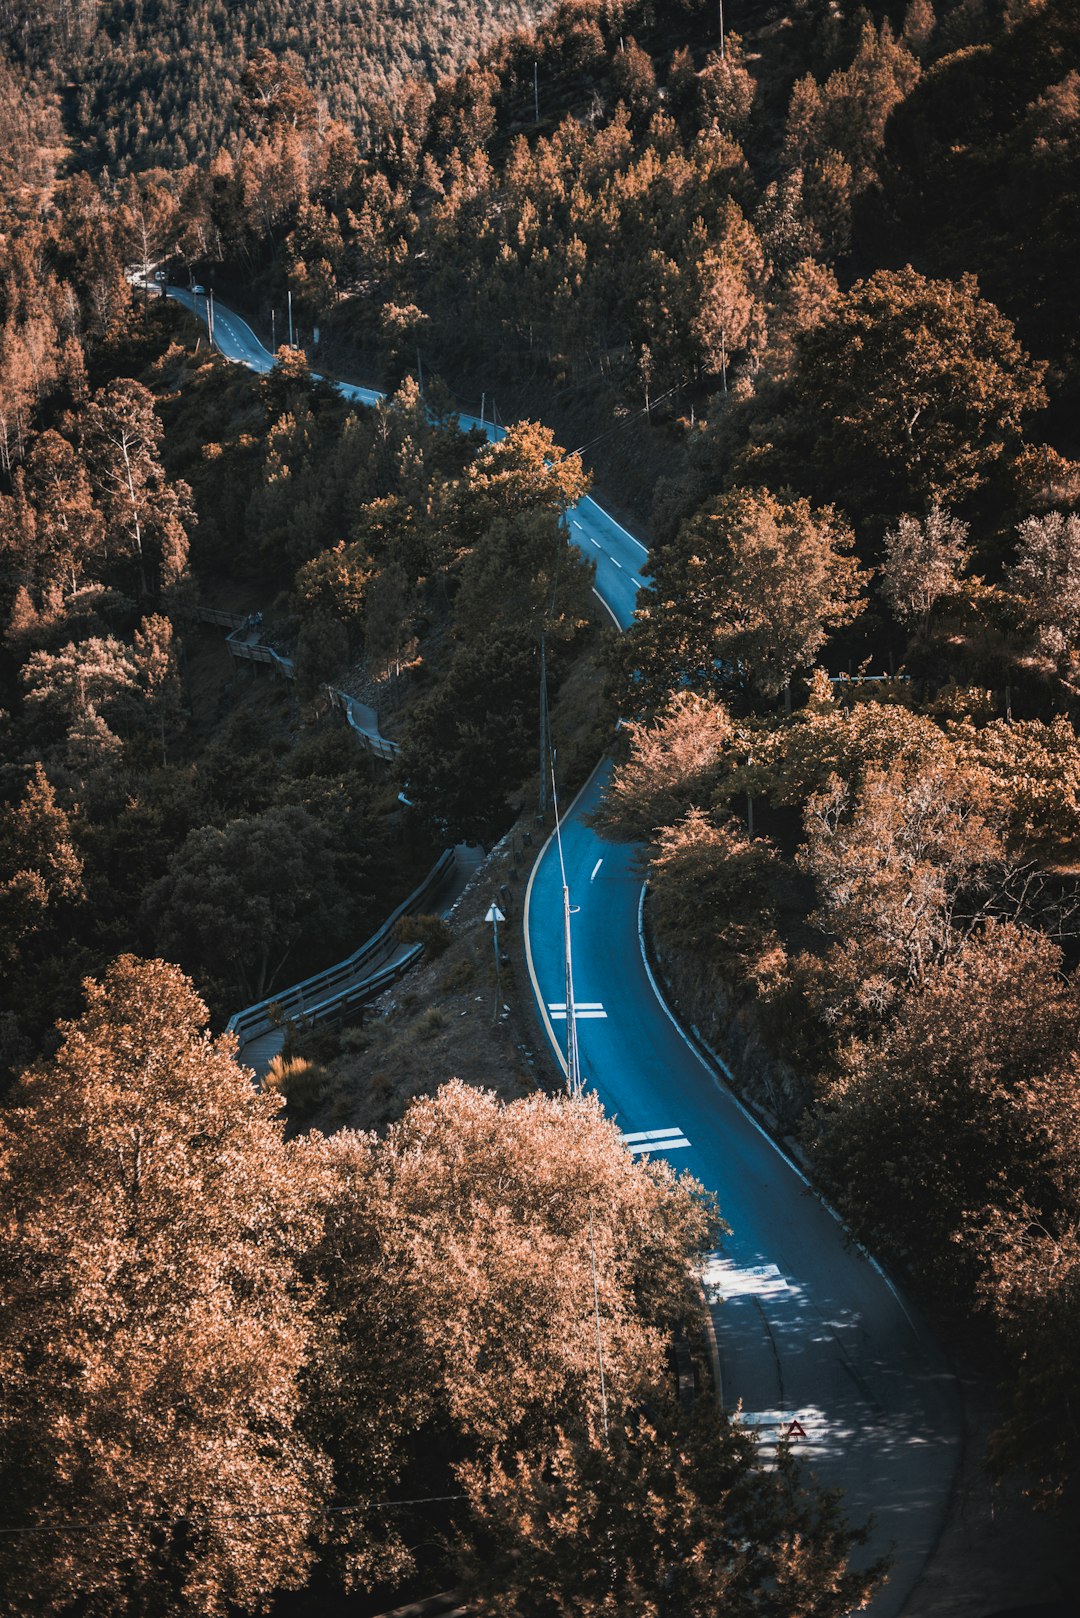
[208,288,215,350]
[720,0,726,58]
[287,288,294,348]
[417,349,424,394]
[271,309,276,351]
[534,60,540,122]
[538,634,550,816]
[479,391,486,429]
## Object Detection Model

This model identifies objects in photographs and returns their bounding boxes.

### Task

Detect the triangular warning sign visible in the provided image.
[785,1419,807,1441]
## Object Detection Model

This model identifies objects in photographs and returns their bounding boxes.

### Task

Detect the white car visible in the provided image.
[192,284,206,296]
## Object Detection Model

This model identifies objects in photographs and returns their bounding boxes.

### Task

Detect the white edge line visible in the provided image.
[192,287,934,1388]
[523,756,612,1081]
[634,881,921,1335]
[591,585,623,631]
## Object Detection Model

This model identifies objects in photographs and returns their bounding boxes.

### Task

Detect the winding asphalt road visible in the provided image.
[168,284,962,1615]
[164,285,648,601]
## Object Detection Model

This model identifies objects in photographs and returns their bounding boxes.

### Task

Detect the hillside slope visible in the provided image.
[2,0,550,170]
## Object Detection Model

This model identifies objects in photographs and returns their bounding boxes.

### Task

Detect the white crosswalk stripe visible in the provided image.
[548,1001,607,1020]
[620,1126,691,1155]
[700,1255,792,1302]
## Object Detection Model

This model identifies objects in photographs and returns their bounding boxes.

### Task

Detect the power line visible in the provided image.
[0,1494,468,1541]
[569,376,688,460]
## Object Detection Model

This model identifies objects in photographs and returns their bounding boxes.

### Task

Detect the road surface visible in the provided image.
[164,284,649,611]
[525,763,960,1612]
[169,283,962,1615]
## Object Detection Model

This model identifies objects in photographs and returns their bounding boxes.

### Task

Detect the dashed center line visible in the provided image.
[590,858,603,881]
[610,556,623,568]
[589,536,601,548]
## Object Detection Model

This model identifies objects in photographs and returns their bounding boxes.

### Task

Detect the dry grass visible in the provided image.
[293,849,547,1135]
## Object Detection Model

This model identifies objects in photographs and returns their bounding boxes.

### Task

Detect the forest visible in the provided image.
[0,0,548,170]
[1,0,1080,1608]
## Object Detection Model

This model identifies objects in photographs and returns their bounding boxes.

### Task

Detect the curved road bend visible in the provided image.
[171,285,961,1615]
[165,285,650,609]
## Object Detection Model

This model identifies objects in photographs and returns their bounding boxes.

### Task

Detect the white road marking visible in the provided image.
[580,499,650,557]
[701,1254,791,1302]
[634,883,920,1331]
[620,1126,691,1155]
[590,536,601,548]
[590,858,603,881]
[620,1127,685,1142]
[621,1126,685,1142]
[548,1001,607,1020]
[609,556,623,568]
[591,585,623,630]
[573,520,583,529]
[737,1407,830,1467]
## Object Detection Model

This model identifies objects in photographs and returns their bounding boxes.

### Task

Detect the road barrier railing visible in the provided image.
[225,622,293,674]
[329,687,400,759]
[226,847,455,1049]
[175,604,401,760]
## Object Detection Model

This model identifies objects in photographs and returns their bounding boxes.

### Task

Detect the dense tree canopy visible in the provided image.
[3,0,1080,1574]
[0,961,877,1614]
[622,485,865,709]
[794,267,1046,514]
[5,0,547,170]
[460,1406,878,1618]
[0,956,326,1617]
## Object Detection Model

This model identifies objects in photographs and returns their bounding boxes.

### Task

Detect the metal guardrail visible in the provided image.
[226,847,455,1048]
[222,623,402,758]
[225,623,293,674]
[329,687,400,759]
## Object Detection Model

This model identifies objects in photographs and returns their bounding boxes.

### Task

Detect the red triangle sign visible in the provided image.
[785,1419,807,1441]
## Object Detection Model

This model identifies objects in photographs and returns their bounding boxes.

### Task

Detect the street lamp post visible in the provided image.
[485,903,505,1023]
[551,755,581,1099]
[538,634,551,817]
